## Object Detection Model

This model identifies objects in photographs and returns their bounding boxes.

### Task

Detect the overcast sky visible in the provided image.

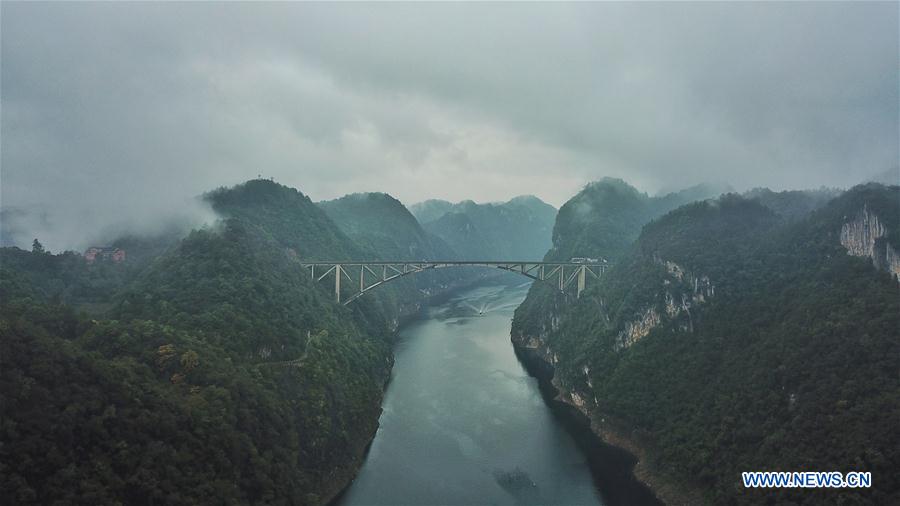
[2,2,898,250]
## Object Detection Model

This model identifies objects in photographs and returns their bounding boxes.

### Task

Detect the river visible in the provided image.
[336,280,660,506]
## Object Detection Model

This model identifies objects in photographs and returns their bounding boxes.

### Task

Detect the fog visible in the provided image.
[1,2,897,251]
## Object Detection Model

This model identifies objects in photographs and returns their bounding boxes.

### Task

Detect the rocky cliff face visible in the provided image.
[616,307,661,350]
[510,300,682,506]
[516,255,716,356]
[614,258,714,350]
[840,205,900,279]
[514,258,715,416]
[510,254,719,504]
[878,244,900,278]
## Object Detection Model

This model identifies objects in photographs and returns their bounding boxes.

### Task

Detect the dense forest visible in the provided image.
[512,182,900,505]
[0,180,408,505]
[410,195,557,260]
[3,177,897,505]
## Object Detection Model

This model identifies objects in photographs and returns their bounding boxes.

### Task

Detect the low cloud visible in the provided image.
[2,2,897,251]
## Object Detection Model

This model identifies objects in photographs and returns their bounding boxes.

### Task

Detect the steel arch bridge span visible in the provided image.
[300,261,607,305]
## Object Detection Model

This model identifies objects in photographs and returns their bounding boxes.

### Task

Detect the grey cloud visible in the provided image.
[1,2,897,251]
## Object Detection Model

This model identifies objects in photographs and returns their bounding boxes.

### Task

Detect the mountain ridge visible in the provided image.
[410,194,557,260]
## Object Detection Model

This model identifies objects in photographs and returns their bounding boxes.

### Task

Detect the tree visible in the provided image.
[31,239,45,254]
[180,350,199,373]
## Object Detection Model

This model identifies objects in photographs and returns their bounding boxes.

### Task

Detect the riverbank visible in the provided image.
[511,337,706,506]
[318,397,385,506]
[320,333,398,505]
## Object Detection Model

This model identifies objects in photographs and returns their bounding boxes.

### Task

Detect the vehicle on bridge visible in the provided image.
[570,257,605,264]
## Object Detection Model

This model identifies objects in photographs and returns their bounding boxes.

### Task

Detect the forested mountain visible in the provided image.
[0,231,183,319]
[511,183,900,505]
[0,180,413,505]
[421,212,499,260]
[547,178,729,262]
[410,195,557,260]
[5,177,897,506]
[319,193,451,261]
[405,199,455,225]
[743,187,841,223]
[319,191,469,314]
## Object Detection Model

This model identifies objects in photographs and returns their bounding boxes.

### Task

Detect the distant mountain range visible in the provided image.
[410,195,557,260]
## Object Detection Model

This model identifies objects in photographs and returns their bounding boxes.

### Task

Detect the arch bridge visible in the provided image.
[301,261,607,305]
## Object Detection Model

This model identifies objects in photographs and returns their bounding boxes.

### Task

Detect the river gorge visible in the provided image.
[336,280,661,506]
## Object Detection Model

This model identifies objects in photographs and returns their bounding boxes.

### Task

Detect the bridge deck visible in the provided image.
[299,260,599,265]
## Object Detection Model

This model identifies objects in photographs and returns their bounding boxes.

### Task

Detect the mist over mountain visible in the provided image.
[407,200,457,225]
[0,198,219,254]
[546,178,730,263]
[742,187,843,223]
[867,167,899,186]
[1,179,459,505]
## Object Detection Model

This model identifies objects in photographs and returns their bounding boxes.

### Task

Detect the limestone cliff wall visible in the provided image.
[613,258,714,350]
[840,205,900,279]
[510,255,718,503]
[511,302,700,506]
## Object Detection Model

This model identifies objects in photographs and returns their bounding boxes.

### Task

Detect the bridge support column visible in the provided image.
[335,265,342,304]
[577,266,586,298]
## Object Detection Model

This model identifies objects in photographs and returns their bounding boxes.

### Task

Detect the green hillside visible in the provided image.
[547,179,730,263]
[0,180,400,505]
[511,184,900,505]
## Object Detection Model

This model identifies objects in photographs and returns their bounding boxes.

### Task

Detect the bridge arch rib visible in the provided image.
[300,261,606,305]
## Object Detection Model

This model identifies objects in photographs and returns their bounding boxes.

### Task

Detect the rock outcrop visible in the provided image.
[840,205,900,279]
[615,307,661,350]
[614,258,714,350]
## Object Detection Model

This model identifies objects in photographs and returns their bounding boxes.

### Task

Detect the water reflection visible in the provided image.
[337,281,603,506]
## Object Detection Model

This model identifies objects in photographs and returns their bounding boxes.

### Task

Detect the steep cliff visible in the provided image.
[512,179,729,351]
[512,185,900,505]
[839,204,900,279]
